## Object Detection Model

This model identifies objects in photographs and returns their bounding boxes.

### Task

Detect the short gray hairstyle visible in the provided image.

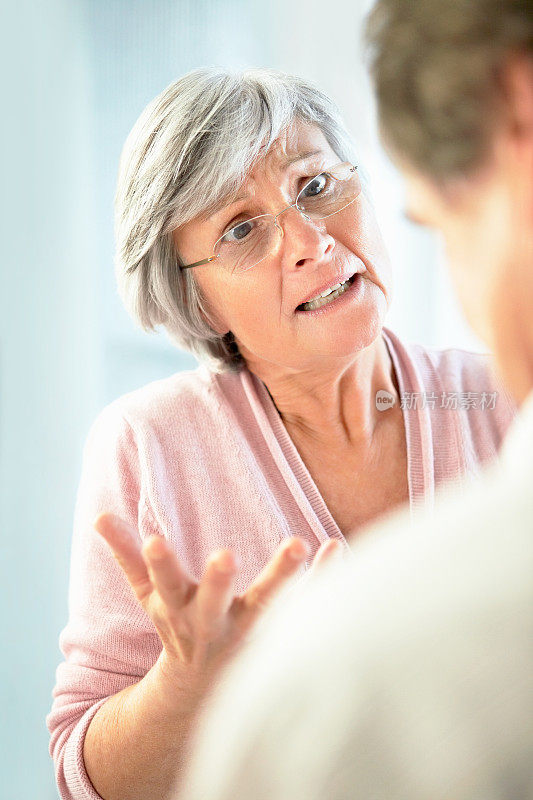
[115,68,358,372]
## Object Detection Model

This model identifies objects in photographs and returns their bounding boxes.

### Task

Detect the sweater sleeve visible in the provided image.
[47,404,162,800]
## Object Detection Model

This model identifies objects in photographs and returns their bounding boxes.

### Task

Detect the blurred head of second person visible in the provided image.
[367,0,533,403]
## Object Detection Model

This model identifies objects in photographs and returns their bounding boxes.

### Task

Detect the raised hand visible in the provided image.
[93,514,343,691]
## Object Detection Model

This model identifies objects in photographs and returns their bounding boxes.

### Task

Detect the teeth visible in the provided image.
[307,281,346,304]
[320,283,341,298]
[300,278,353,311]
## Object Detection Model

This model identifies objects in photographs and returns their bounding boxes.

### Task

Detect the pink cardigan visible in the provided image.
[47,328,515,800]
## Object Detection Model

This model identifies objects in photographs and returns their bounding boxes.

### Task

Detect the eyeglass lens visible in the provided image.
[215,163,361,274]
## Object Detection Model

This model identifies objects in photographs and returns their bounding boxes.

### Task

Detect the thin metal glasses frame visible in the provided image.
[179,163,359,272]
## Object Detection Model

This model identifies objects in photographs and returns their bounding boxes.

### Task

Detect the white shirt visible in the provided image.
[180,392,533,800]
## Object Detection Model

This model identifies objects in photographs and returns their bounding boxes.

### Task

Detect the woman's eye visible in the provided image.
[301,173,328,198]
[223,219,253,243]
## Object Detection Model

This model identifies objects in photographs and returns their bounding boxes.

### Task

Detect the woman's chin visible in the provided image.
[239,300,387,373]
[307,308,386,359]
[275,324,385,371]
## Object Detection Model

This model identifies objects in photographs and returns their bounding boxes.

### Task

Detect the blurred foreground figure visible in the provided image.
[179,1,533,798]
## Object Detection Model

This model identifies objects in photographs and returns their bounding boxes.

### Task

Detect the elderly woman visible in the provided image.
[48,68,514,800]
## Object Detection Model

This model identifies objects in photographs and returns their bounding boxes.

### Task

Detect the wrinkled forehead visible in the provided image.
[202,121,337,216]
[263,120,334,169]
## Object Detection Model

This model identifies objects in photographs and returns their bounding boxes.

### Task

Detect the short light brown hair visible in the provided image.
[365,0,533,180]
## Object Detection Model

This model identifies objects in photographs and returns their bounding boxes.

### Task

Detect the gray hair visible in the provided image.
[115,68,359,372]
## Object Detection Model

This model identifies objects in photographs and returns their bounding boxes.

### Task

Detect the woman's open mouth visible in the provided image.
[296,274,360,313]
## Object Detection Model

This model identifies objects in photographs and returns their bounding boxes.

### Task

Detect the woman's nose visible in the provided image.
[275,205,335,270]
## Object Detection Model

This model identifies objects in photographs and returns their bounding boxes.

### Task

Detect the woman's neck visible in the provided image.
[249,334,399,449]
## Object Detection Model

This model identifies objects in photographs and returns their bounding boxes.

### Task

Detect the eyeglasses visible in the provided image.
[179,162,361,275]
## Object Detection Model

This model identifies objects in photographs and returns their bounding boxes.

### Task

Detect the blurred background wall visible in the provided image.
[0,0,483,797]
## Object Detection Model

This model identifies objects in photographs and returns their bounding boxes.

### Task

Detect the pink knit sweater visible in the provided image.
[47,328,515,800]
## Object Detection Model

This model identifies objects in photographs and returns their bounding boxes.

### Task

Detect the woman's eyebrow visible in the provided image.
[280,148,323,167]
[209,150,324,216]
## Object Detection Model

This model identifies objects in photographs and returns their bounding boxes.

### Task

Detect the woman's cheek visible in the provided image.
[339,199,393,286]
[224,286,275,348]
[355,222,394,306]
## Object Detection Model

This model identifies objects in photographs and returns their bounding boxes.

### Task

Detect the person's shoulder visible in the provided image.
[386,326,488,375]
[93,364,241,434]
[386,327,516,413]
[82,365,250,473]
[400,333,498,390]
[428,346,494,386]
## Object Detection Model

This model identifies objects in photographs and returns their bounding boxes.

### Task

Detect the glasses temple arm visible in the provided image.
[179,255,218,271]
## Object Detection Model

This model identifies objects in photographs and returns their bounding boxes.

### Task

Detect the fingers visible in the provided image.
[309,539,344,574]
[194,550,239,635]
[142,535,194,609]
[242,537,309,613]
[94,513,152,603]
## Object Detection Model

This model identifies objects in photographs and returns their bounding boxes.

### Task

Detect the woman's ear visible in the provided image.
[190,280,230,335]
